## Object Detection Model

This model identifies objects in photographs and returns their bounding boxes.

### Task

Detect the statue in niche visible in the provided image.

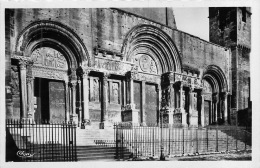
[193,93,197,111]
[112,83,119,104]
[182,91,186,109]
[93,79,99,102]
[10,66,19,95]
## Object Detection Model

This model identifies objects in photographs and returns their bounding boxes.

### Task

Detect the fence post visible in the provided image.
[206,127,208,152]
[196,129,198,154]
[182,129,185,155]
[216,127,218,152]
[235,127,238,151]
[244,130,247,151]
[226,128,228,151]
[115,124,119,160]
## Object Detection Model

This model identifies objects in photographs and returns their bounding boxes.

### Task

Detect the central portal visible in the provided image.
[34,78,66,122]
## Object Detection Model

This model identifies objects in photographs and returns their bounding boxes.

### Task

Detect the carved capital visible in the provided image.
[70,80,77,88]
[212,92,219,103]
[77,66,90,79]
[126,70,136,80]
[220,92,228,100]
[155,84,161,93]
[102,73,110,87]
[18,59,27,70]
[26,75,34,84]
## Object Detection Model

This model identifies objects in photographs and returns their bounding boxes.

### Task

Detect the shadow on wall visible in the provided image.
[6,128,21,162]
[237,108,252,130]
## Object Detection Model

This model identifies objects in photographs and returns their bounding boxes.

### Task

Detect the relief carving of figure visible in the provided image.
[10,66,19,95]
[193,93,197,111]
[112,83,119,104]
[93,79,100,102]
[150,60,157,74]
[182,91,186,109]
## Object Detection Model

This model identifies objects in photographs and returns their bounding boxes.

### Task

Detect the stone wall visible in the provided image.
[5,8,231,123]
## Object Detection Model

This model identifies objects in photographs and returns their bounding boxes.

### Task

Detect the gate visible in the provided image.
[6,119,77,162]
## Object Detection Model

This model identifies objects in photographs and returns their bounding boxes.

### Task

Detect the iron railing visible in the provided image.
[114,123,252,159]
[6,119,77,162]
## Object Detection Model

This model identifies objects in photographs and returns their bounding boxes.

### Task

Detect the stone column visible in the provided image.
[141,81,146,125]
[168,84,174,125]
[77,77,82,127]
[200,92,205,127]
[213,93,218,124]
[129,71,138,124]
[82,69,90,126]
[19,60,27,121]
[26,76,34,122]
[100,73,110,129]
[70,80,78,124]
[221,92,228,125]
[64,81,70,122]
[156,84,161,125]
[26,61,34,123]
[180,83,187,126]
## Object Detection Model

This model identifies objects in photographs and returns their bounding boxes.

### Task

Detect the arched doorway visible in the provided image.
[121,24,182,125]
[13,21,90,124]
[31,47,68,122]
[202,65,229,125]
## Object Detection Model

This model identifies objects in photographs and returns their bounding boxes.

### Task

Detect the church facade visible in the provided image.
[5,8,250,128]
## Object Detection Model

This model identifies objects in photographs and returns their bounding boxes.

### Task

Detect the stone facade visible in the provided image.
[5,8,246,128]
[209,7,251,126]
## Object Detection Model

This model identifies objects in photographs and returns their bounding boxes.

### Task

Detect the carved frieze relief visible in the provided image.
[94,57,133,75]
[32,66,67,80]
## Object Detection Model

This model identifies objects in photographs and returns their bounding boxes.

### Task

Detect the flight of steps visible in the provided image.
[118,127,251,158]
[76,126,131,161]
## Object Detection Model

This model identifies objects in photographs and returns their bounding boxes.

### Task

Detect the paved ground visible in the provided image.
[164,150,252,161]
[121,150,252,161]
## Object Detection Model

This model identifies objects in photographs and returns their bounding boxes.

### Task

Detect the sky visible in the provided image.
[173,8,209,41]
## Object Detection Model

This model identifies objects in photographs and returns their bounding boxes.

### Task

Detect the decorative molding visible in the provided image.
[15,20,90,66]
[94,57,133,75]
[93,46,122,57]
[32,66,67,81]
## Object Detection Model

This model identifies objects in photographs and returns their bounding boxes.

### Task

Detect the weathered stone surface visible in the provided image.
[5,8,249,127]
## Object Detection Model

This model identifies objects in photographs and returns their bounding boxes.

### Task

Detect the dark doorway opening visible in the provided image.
[34,78,66,123]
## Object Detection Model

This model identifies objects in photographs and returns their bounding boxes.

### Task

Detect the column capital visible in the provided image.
[212,92,219,103]
[70,80,77,87]
[18,59,27,70]
[155,84,161,92]
[220,91,228,99]
[26,75,34,84]
[77,66,90,79]
[102,72,110,82]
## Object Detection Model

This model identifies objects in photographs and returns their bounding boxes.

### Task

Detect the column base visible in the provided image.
[99,121,113,129]
[80,119,91,129]
[21,117,35,124]
[121,109,139,125]
[70,114,78,125]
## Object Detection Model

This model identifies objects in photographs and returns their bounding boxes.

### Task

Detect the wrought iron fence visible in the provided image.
[6,119,77,162]
[114,123,251,159]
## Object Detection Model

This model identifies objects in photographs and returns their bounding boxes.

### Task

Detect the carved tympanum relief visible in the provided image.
[31,47,68,70]
[134,54,158,74]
